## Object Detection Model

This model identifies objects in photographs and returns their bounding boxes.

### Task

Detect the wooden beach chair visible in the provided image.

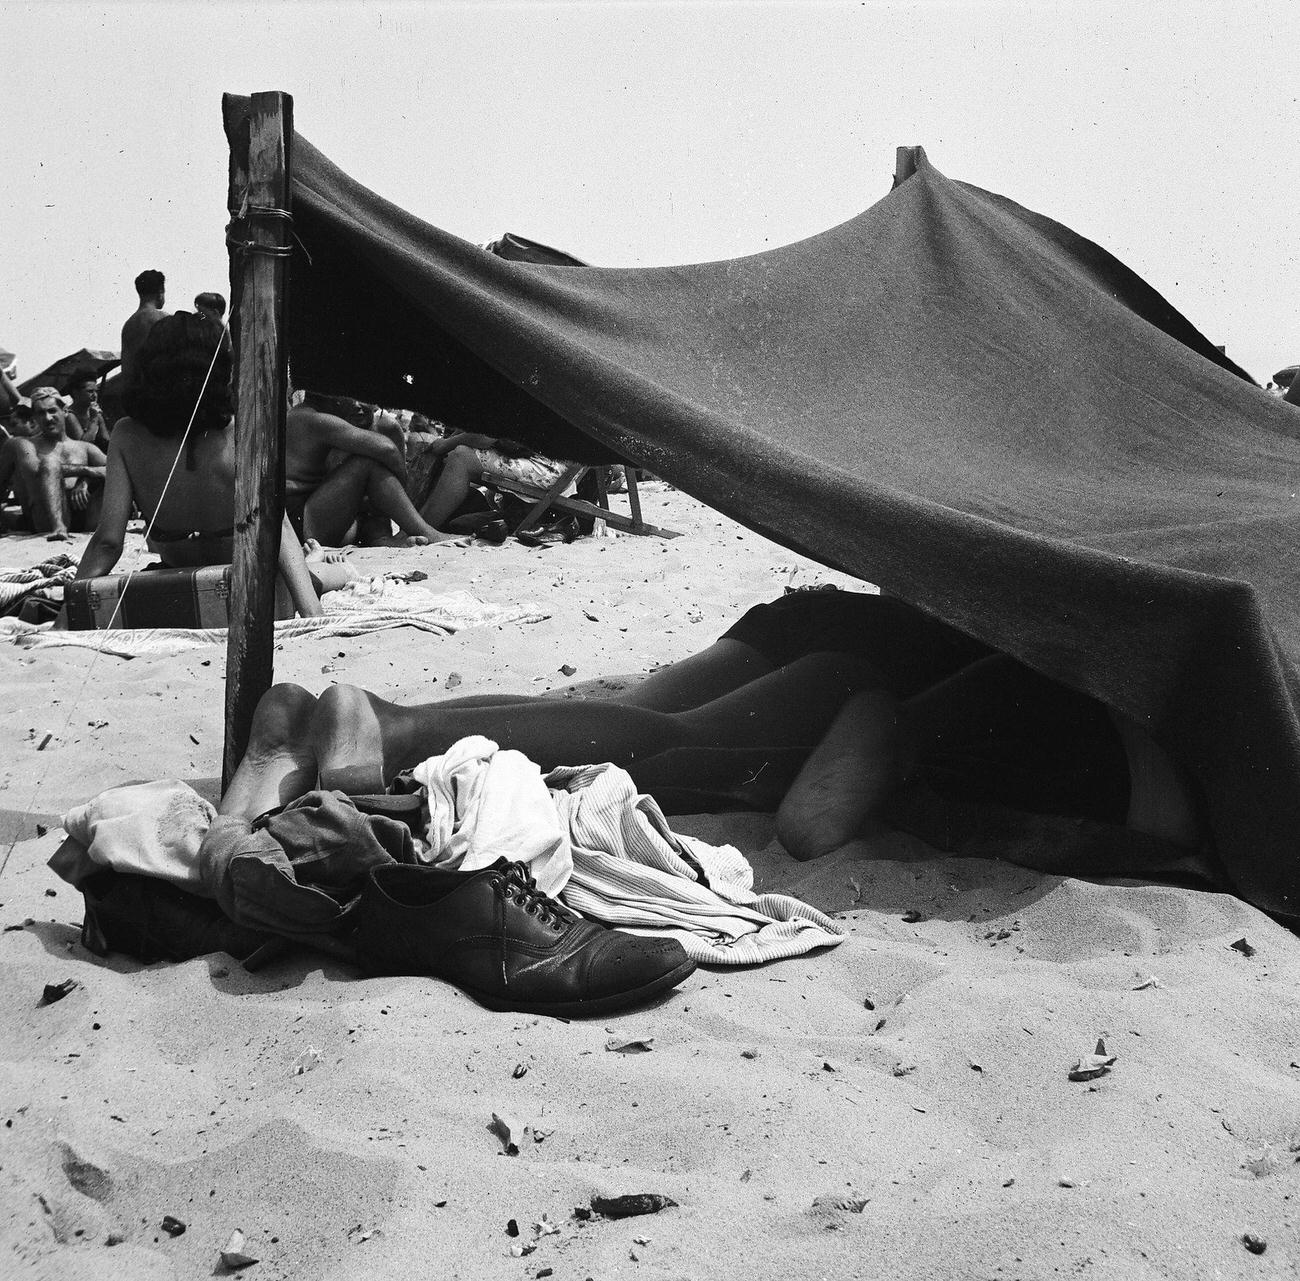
[486,462,679,540]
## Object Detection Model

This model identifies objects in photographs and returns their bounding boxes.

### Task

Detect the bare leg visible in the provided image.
[777,689,900,859]
[616,638,774,711]
[418,445,482,530]
[0,438,39,521]
[36,453,70,537]
[312,651,873,793]
[776,655,1022,860]
[430,638,774,714]
[305,456,456,546]
[219,683,319,820]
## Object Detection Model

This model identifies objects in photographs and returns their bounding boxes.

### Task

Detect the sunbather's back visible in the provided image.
[111,416,238,561]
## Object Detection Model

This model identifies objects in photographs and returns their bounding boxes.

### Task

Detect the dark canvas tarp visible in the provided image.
[252,113,1300,922]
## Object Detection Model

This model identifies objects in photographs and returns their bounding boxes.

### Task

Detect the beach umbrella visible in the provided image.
[17,348,120,396]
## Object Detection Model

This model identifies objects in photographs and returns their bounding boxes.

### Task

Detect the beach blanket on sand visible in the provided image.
[0,587,547,657]
[254,104,1300,921]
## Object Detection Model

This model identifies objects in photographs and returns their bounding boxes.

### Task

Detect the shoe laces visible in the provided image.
[490,861,572,931]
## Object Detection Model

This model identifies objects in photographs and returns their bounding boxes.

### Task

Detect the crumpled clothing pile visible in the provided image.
[52,738,842,966]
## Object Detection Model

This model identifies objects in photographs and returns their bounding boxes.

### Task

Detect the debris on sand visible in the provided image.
[40,979,78,1006]
[489,1113,521,1155]
[219,1228,258,1269]
[1068,1038,1117,1082]
[605,1036,654,1054]
[590,1193,677,1219]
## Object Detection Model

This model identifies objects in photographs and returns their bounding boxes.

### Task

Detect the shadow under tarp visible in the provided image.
[226,95,1300,923]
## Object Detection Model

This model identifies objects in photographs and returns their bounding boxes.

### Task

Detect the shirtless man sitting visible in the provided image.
[285,395,459,547]
[64,368,111,450]
[0,388,106,539]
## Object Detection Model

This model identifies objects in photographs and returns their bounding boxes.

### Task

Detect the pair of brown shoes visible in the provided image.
[355,860,696,1017]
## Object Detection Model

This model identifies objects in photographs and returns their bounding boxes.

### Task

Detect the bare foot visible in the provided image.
[219,683,319,819]
[312,683,392,793]
[310,562,363,594]
[303,539,351,565]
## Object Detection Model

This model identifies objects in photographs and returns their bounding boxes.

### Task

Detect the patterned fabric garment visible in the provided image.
[0,553,77,617]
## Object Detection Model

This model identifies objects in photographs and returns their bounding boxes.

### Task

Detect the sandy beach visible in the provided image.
[2,484,1298,1280]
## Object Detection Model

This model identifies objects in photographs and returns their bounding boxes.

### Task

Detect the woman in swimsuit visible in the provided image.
[73,312,321,612]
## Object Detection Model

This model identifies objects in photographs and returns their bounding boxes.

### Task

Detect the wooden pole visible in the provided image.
[221,90,294,791]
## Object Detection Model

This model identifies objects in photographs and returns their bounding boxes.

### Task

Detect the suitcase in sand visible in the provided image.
[64,564,293,630]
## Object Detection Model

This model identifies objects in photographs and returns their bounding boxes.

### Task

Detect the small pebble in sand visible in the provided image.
[1242,1233,1267,1254]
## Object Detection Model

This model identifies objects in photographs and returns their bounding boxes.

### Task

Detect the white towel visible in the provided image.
[410,739,843,965]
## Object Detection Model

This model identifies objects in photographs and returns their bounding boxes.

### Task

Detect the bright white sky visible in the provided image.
[3,0,1296,383]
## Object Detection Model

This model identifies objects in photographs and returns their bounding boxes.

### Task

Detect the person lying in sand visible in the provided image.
[72,312,331,612]
[0,387,106,540]
[219,589,1207,868]
[284,395,461,548]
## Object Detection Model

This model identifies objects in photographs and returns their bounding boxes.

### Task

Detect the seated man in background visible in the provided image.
[2,404,33,441]
[285,393,459,547]
[0,387,106,539]
[64,368,111,449]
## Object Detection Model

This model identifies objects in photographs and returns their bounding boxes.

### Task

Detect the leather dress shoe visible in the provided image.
[355,860,696,1016]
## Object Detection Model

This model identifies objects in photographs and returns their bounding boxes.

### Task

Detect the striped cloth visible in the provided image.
[411,737,843,966]
[0,553,77,617]
[0,588,548,657]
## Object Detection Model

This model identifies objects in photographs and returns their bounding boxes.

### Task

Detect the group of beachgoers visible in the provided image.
[0,269,580,608]
[1,274,1228,1012]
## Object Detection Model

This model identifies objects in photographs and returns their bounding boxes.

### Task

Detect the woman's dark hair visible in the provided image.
[122,312,233,437]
